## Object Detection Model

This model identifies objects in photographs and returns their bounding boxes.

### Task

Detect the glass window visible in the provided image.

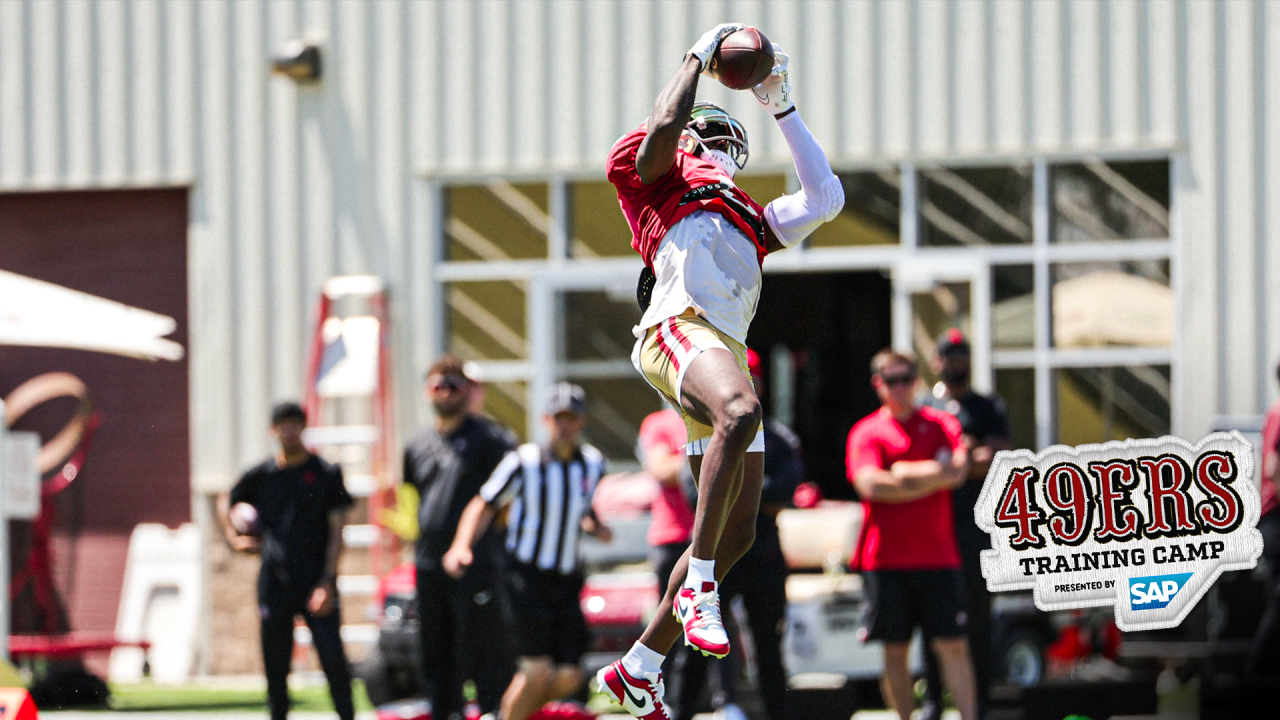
[910,281,971,381]
[483,380,528,441]
[1051,260,1171,348]
[733,174,788,211]
[919,164,1033,246]
[562,289,641,361]
[993,264,1035,349]
[570,377,666,463]
[570,181,632,258]
[808,170,900,247]
[1056,365,1170,446]
[446,182,549,260]
[446,280,527,360]
[994,368,1036,451]
[1051,160,1170,242]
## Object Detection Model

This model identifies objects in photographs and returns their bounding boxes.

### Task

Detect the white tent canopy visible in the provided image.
[0,270,184,361]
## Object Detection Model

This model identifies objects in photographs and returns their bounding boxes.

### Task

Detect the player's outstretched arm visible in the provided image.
[636,23,744,184]
[636,56,701,184]
[754,45,845,253]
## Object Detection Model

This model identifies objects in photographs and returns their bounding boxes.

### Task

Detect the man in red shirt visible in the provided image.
[598,22,845,720]
[846,349,976,720]
[1247,358,1280,679]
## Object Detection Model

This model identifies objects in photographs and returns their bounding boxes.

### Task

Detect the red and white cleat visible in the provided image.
[595,660,670,720]
[673,581,731,658]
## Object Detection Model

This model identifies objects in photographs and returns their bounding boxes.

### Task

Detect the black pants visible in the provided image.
[923,543,991,719]
[416,565,514,719]
[721,526,790,720]
[260,593,354,720]
[1247,509,1280,678]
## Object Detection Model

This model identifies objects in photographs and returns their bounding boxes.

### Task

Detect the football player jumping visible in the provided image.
[597,23,845,720]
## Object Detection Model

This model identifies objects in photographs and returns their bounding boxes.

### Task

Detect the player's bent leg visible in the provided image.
[672,349,759,659]
[504,657,554,720]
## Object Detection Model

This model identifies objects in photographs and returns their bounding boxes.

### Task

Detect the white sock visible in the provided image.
[621,641,665,677]
[685,557,716,591]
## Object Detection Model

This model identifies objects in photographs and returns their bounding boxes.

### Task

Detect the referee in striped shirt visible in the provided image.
[444,383,613,720]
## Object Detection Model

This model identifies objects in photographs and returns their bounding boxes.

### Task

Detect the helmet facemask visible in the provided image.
[682,102,749,179]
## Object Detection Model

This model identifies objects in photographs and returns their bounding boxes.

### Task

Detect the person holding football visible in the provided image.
[597,23,845,720]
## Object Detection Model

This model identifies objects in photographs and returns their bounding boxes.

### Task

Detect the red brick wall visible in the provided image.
[1,188,190,649]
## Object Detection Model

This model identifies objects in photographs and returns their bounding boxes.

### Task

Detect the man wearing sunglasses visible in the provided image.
[846,349,977,720]
[404,355,517,720]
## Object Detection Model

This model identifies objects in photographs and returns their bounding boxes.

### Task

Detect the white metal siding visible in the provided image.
[0,0,1276,484]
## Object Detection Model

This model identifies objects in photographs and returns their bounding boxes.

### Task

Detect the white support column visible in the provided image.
[527,277,555,444]
[548,175,569,264]
[893,163,920,353]
[1033,159,1054,450]
[971,262,994,394]
[426,181,449,360]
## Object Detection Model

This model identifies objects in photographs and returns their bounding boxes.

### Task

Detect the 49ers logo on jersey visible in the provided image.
[977,432,1263,631]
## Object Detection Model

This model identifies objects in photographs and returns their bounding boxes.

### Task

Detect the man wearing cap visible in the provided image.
[920,330,1011,720]
[444,383,613,720]
[404,355,518,719]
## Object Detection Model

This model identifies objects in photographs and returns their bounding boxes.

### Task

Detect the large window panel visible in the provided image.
[1051,260,1171,348]
[1051,160,1170,242]
[562,289,641,361]
[910,281,971,384]
[571,377,666,463]
[446,280,527,360]
[570,181,633,258]
[919,164,1033,246]
[484,380,529,442]
[808,170,900,247]
[993,264,1035,349]
[994,368,1036,451]
[1055,365,1170,446]
[446,182,549,260]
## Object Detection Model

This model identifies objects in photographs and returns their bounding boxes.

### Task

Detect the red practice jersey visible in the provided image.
[606,126,768,269]
[846,406,966,572]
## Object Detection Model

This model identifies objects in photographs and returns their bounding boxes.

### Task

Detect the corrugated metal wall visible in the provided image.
[1,0,1277,485]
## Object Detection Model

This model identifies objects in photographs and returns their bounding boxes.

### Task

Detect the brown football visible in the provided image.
[709,27,775,90]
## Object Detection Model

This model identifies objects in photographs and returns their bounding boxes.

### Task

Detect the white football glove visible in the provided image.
[687,23,747,74]
[752,44,793,116]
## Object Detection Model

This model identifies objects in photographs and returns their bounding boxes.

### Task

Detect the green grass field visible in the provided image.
[55,681,376,713]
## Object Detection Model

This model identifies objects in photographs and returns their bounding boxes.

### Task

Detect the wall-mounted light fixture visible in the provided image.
[272,40,322,83]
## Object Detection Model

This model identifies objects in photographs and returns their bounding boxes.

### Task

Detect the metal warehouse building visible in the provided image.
[2,0,1278,672]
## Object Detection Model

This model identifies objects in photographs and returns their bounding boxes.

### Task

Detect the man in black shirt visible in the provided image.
[218,401,355,720]
[921,330,1010,720]
[403,355,517,720]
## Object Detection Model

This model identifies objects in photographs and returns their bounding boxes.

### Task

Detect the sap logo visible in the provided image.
[1129,572,1193,611]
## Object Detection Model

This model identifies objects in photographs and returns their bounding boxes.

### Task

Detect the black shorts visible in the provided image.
[506,562,589,665]
[860,569,967,643]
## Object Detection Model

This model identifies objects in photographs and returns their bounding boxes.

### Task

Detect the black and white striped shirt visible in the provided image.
[479,442,606,575]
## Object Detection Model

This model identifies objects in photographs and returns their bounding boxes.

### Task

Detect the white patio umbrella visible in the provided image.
[0,270,184,361]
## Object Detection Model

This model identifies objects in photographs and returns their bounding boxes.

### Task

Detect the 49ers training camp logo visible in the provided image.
[976,432,1263,631]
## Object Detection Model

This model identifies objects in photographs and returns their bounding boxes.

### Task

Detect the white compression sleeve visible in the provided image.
[764,111,844,247]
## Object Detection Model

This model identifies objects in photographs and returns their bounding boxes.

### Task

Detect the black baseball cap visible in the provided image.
[937,328,971,357]
[543,383,586,416]
[271,401,307,425]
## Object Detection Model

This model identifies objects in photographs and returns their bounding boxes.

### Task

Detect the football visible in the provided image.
[709,27,775,90]
[230,502,260,536]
